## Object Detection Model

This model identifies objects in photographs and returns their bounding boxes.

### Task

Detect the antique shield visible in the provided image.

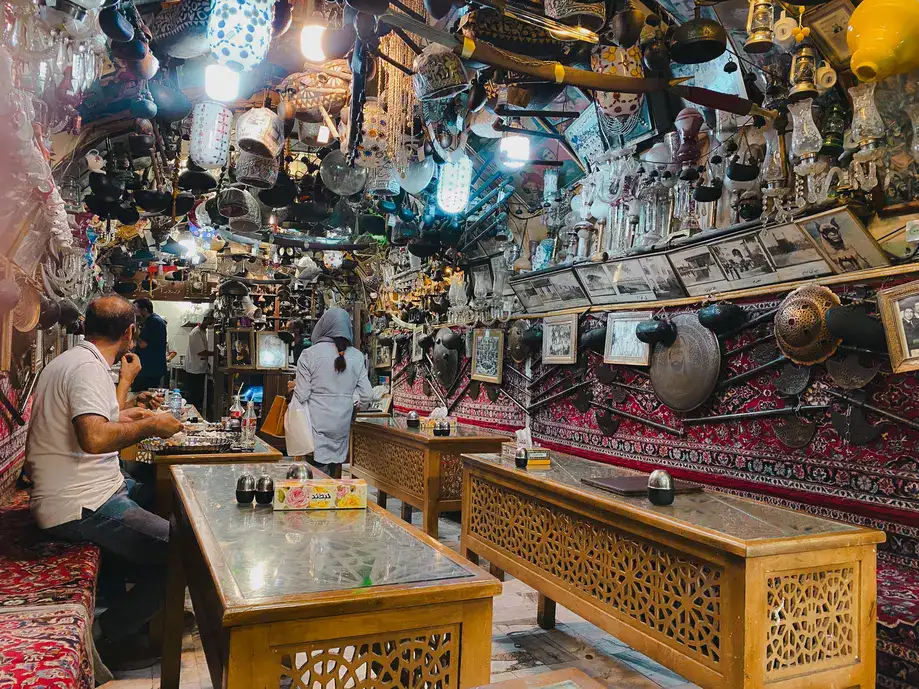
[433,327,461,389]
[649,313,721,412]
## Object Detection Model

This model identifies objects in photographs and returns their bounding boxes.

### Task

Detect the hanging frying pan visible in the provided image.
[649,313,721,412]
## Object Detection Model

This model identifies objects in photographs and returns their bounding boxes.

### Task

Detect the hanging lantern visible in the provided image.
[205,64,240,102]
[788,43,818,101]
[849,82,885,148]
[437,156,473,215]
[207,0,275,72]
[189,102,232,168]
[744,0,775,54]
[500,122,530,170]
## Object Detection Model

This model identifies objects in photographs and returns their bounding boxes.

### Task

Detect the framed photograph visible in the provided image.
[375,341,393,369]
[604,311,652,366]
[805,0,855,68]
[709,233,778,288]
[799,207,890,273]
[471,328,505,384]
[543,314,579,365]
[411,328,424,363]
[668,245,727,296]
[364,396,393,414]
[638,254,685,300]
[509,275,546,313]
[878,280,919,373]
[227,329,255,369]
[758,223,834,281]
[256,331,288,369]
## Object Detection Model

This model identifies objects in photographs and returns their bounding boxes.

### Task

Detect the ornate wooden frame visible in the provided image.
[877,278,919,373]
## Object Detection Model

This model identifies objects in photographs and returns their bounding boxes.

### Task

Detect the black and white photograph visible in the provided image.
[574,263,617,299]
[375,340,393,369]
[801,207,890,273]
[638,255,685,300]
[546,270,591,309]
[512,279,544,312]
[609,260,655,299]
[759,223,833,281]
[411,328,423,363]
[543,314,579,364]
[471,328,504,383]
[668,246,727,296]
[604,311,652,366]
[878,280,919,373]
[710,234,776,287]
[227,329,254,369]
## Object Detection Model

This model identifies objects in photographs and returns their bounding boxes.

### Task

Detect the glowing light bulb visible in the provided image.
[500,133,530,169]
[437,155,473,215]
[205,64,240,102]
[300,20,326,63]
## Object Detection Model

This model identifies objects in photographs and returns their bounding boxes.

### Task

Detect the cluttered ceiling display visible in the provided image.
[2,0,919,353]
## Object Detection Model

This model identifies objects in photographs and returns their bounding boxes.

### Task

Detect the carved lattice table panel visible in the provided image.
[352,431,426,499]
[278,625,459,689]
[461,452,884,689]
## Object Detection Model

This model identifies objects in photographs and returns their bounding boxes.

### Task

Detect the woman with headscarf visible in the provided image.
[292,307,373,477]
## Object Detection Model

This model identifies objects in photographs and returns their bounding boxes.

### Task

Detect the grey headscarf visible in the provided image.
[311,307,353,346]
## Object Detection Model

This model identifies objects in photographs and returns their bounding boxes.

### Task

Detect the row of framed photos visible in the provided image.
[224,329,290,370]
[510,207,890,312]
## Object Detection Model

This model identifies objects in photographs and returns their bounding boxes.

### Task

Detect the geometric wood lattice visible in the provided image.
[765,566,856,675]
[278,625,458,689]
[468,476,722,662]
[440,454,463,500]
[352,434,426,499]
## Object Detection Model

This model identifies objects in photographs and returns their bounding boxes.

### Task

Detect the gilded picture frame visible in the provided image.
[877,279,919,373]
[471,328,505,384]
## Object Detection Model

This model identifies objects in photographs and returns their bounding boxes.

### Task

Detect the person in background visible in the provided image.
[132,298,167,392]
[288,317,311,364]
[25,295,183,669]
[292,308,373,478]
[184,311,214,413]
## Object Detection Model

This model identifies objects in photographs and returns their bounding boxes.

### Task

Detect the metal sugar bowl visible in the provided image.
[647,469,675,506]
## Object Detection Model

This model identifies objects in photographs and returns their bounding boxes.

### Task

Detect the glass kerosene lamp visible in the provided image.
[788,43,819,102]
[744,0,775,54]
[848,82,885,190]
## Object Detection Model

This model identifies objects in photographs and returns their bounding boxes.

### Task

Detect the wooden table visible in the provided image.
[350,418,511,538]
[461,452,885,689]
[123,436,281,516]
[475,668,605,688]
[161,462,501,689]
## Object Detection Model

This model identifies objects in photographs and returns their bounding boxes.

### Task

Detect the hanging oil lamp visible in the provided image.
[820,101,846,158]
[788,42,819,101]
[744,0,775,54]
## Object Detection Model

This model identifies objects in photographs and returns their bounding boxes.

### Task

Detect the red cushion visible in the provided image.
[0,606,93,689]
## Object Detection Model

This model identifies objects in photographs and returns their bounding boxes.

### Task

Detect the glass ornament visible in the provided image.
[437,155,473,215]
[190,102,232,168]
[207,0,275,72]
[849,82,885,147]
[318,149,367,196]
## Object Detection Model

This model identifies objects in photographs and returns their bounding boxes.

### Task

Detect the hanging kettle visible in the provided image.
[669,5,727,64]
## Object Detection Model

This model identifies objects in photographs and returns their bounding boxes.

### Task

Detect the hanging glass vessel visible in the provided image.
[849,82,885,148]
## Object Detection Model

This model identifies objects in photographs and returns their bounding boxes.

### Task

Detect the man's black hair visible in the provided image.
[134,297,154,314]
[85,296,136,342]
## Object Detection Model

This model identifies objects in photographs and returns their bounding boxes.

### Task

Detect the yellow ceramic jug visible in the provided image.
[848,0,919,82]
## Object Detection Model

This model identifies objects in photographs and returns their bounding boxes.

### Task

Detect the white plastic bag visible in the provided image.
[284,398,315,456]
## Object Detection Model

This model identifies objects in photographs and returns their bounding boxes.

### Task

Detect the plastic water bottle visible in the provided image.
[170,389,183,420]
[241,401,257,448]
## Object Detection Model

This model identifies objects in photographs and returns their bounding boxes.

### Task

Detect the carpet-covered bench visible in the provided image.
[0,490,100,689]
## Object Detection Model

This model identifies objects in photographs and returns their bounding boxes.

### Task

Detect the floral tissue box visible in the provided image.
[274,479,368,510]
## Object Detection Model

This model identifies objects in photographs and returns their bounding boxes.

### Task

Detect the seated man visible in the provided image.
[25,295,183,669]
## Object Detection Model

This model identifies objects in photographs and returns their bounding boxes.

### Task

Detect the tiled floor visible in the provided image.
[100,490,697,689]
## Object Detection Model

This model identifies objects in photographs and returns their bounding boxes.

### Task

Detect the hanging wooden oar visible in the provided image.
[379,12,777,118]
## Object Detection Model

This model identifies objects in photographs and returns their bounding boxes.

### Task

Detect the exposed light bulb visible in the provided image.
[500,132,530,170]
[300,21,326,63]
[205,64,240,102]
[317,125,331,144]
[437,155,473,215]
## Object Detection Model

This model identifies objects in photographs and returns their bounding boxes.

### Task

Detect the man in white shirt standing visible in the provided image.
[183,310,213,414]
[25,295,183,669]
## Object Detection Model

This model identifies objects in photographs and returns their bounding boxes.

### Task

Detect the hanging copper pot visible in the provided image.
[669,6,727,64]
[607,3,646,47]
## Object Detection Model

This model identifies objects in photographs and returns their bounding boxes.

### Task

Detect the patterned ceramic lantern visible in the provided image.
[235,107,283,159]
[228,189,261,234]
[591,44,645,117]
[412,44,470,101]
[189,102,232,168]
[279,60,351,123]
[235,151,279,188]
[354,98,388,169]
[207,0,274,72]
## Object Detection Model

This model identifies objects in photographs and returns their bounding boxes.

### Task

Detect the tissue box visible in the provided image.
[421,417,458,431]
[501,443,551,462]
[274,479,368,510]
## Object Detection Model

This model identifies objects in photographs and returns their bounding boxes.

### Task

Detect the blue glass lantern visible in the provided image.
[207,0,275,72]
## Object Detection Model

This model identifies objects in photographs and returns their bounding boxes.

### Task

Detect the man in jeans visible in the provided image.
[25,296,183,669]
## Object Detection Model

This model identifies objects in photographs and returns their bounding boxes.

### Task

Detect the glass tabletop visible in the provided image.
[355,416,510,440]
[173,464,473,602]
[465,452,859,543]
